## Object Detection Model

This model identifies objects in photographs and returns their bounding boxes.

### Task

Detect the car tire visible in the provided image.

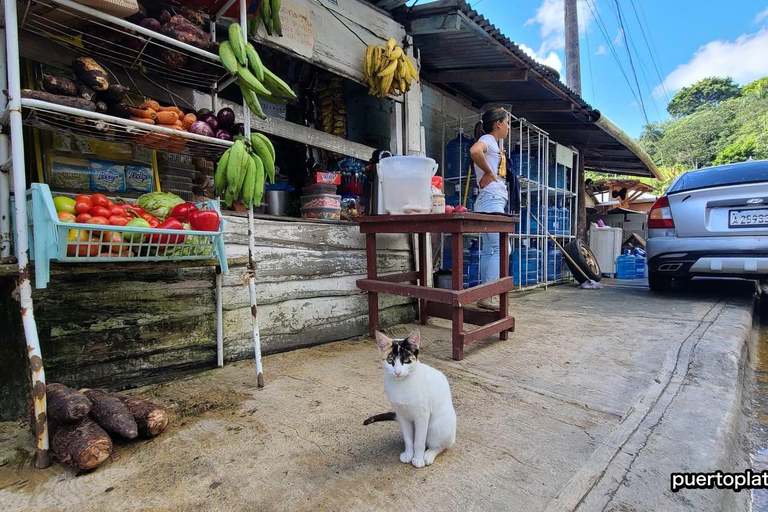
[648,270,673,292]
[564,240,602,284]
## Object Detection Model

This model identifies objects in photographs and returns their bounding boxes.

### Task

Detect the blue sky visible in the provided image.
[454,0,768,138]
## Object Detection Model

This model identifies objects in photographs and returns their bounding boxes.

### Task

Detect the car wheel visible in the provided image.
[648,270,673,292]
[564,240,602,284]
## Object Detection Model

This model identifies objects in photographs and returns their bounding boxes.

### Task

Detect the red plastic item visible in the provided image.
[431,176,443,191]
[309,172,341,185]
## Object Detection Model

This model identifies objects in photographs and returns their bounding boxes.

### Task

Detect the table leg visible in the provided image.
[418,232,429,325]
[499,232,509,341]
[366,233,379,337]
[451,233,464,360]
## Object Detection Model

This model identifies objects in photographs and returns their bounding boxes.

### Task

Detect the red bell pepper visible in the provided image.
[169,202,199,222]
[150,218,186,247]
[115,203,146,217]
[189,210,220,232]
[140,212,161,228]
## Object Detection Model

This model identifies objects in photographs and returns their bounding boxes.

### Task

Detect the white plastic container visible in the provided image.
[431,193,445,213]
[589,225,623,277]
[378,156,438,214]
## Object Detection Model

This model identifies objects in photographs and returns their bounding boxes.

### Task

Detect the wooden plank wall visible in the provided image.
[0,218,415,420]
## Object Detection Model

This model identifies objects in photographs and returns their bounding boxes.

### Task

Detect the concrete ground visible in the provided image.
[0,279,757,511]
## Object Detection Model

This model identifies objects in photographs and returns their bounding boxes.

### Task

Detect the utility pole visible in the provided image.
[564,0,587,242]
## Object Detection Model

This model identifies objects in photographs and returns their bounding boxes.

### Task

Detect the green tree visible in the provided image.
[666,77,740,117]
[712,137,757,165]
[742,77,768,98]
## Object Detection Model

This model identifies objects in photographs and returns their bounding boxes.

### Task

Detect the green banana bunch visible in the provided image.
[219,28,297,120]
[214,133,275,209]
[362,38,419,98]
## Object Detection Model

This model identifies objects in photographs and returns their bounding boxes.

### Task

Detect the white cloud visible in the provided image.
[525,0,594,55]
[755,6,768,23]
[630,100,639,108]
[654,28,768,97]
[595,44,607,55]
[614,29,624,46]
[518,43,563,75]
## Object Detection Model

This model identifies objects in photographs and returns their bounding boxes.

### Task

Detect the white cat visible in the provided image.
[364,330,456,468]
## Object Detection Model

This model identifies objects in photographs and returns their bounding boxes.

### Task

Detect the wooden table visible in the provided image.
[357,213,519,360]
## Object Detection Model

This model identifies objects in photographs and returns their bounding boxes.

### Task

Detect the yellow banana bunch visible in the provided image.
[362,37,419,98]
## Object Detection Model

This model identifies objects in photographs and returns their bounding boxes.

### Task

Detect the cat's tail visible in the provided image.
[363,412,397,425]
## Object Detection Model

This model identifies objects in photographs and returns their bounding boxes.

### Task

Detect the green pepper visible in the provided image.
[123,217,151,243]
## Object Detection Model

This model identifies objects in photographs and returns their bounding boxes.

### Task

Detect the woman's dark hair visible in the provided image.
[474,108,509,140]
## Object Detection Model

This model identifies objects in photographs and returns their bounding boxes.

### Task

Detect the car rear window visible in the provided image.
[668,161,768,194]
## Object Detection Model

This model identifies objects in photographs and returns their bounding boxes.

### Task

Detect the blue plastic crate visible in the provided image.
[23,183,229,288]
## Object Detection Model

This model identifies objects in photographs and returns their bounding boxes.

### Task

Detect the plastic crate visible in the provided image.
[25,183,228,288]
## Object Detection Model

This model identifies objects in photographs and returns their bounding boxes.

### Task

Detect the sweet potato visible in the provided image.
[78,84,96,101]
[50,417,112,470]
[112,394,169,437]
[72,57,109,92]
[81,389,138,439]
[45,383,92,424]
[21,89,97,111]
[42,74,77,96]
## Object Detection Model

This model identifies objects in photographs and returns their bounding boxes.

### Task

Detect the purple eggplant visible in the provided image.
[215,129,232,141]
[198,112,218,131]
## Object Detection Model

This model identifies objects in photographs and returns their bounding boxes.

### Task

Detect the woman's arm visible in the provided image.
[470,140,497,189]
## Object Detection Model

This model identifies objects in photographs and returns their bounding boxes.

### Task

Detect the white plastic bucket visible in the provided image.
[378,156,438,214]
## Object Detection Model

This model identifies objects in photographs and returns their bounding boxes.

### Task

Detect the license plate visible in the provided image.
[729,209,768,227]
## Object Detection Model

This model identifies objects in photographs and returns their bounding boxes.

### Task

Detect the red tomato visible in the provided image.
[86,216,109,237]
[109,206,126,217]
[90,193,110,208]
[76,213,92,223]
[74,197,93,215]
[74,194,91,202]
[107,200,115,208]
[57,212,77,223]
[66,229,100,257]
[444,205,454,214]
[454,205,468,213]
[108,215,130,226]
[91,206,111,218]
[101,232,124,252]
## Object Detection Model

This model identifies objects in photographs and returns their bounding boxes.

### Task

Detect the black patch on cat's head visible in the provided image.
[385,337,419,366]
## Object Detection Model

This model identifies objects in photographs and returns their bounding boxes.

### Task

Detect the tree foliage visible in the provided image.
[666,77,741,117]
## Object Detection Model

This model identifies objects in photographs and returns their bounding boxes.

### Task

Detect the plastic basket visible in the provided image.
[25,183,228,288]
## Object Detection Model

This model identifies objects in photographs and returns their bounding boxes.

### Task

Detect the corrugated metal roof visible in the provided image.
[367,0,659,178]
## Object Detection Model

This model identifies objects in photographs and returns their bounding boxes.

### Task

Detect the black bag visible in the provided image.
[507,173,521,214]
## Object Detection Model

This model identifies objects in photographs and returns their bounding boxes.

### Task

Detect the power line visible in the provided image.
[612,0,650,125]
[583,15,596,103]
[629,0,670,104]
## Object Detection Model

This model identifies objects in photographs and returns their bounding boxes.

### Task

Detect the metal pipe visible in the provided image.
[217,0,239,19]
[239,0,263,386]
[0,26,10,260]
[6,0,50,469]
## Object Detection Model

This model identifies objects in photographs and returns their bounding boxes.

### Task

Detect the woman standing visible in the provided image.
[469,108,511,310]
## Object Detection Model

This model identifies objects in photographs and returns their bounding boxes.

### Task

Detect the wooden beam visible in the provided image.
[426,68,528,83]
[408,14,462,35]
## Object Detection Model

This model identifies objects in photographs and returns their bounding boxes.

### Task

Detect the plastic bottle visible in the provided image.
[446,134,473,180]
[632,248,647,278]
[468,239,480,287]
[547,248,563,281]
[512,247,542,285]
[616,250,637,279]
[558,200,571,236]
[547,204,559,235]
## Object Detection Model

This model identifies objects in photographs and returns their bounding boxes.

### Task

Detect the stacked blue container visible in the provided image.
[547,204,559,235]
[464,240,480,288]
[511,149,541,183]
[445,134,473,179]
[512,247,542,286]
[558,200,571,235]
[547,244,564,281]
[633,248,647,278]
[548,163,566,189]
[616,250,637,279]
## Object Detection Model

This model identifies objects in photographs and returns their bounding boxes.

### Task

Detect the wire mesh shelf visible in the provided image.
[18,0,228,92]
[25,183,229,288]
[22,98,233,159]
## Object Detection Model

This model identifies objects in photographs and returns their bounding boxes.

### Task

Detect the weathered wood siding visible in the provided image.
[0,217,415,420]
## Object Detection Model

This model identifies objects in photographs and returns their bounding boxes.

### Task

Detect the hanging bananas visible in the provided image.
[362,37,419,98]
[214,135,276,209]
[220,24,296,121]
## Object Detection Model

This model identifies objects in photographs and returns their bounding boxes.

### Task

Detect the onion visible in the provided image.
[198,112,218,131]
[217,107,236,129]
[215,129,232,141]
[188,121,214,137]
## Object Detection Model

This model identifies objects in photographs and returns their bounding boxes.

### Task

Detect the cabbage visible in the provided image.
[137,192,184,220]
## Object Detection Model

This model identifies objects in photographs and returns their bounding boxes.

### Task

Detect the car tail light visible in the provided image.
[648,196,674,229]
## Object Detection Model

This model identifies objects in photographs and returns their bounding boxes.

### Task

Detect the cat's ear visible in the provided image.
[405,330,421,350]
[375,331,392,351]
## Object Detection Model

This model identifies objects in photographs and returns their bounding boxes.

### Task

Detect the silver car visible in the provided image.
[646,160,768,291]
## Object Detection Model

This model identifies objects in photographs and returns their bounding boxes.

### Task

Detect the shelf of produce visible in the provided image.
[17,0,228,91]
[22,98,233,159]
[25,183,229,288]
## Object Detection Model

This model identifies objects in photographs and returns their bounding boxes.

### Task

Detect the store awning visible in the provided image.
[377,0,660,179]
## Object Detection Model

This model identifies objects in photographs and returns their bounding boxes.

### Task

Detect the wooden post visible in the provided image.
[499,232,509,341]
[366,233,379,336]
[451,233,464,360]
[564,0,582,96]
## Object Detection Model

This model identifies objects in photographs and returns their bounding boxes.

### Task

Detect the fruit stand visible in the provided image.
[3,0,286,468]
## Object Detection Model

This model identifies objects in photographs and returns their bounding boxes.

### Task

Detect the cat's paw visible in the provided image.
[411,457,425,468]
[400,451,413,463]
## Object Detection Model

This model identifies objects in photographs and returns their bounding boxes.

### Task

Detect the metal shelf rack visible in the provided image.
[440,113,579,291]
[3,0,264,468]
